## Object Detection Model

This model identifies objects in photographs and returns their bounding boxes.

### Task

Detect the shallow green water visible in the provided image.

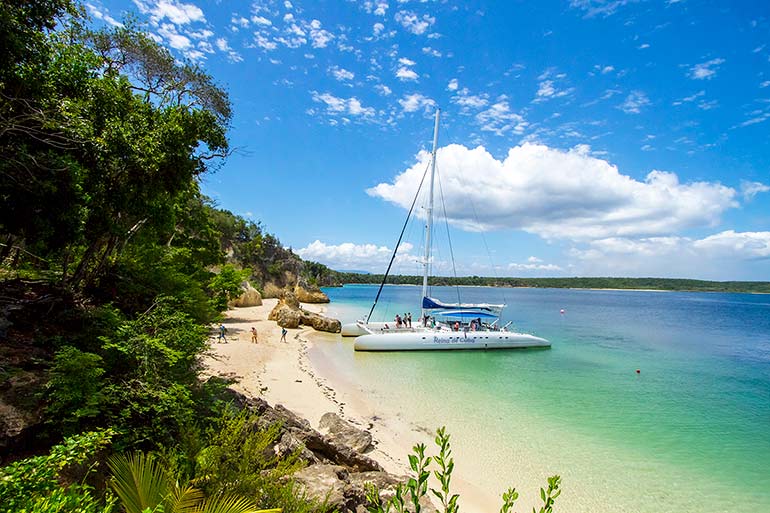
[311,285,770,512]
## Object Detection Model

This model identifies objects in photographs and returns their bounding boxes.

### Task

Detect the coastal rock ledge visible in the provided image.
[225,391,436,513]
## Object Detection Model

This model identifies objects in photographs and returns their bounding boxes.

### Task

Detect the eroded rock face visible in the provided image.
[228,281,263,308]
[294,281,330,304]
[319,413,373,453]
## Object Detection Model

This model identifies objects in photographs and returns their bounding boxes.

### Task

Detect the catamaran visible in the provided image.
[347,109,550,351]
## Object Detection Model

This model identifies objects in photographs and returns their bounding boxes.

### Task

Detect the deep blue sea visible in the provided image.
[312,284,770,513]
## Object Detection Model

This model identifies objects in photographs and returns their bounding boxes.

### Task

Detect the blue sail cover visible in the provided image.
[422,296,504,317]
[434,310,498,319]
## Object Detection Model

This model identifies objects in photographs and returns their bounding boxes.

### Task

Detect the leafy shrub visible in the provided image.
[194,408,322,513]
[0,430,115,513]
[45,346,106,435]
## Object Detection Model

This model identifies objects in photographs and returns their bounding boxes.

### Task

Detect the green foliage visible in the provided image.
[195,409,304,501]
[431,428,458,513]
[107,452,272,513]
[93,297,209,449]
[208,264,250,312]
[366,428,561,513]
[534,476,561,513]
[0,429,115,513]
[45,346,106,434]
[499,487,519,513]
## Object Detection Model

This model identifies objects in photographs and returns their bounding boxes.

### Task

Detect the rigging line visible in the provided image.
[466,184,508,308]
[436,163,461,304]
[366,159,431,323]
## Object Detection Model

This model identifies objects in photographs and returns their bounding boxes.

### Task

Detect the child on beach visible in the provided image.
[251,327,258,343]
[218,324,228,343]
[280,327,288,342]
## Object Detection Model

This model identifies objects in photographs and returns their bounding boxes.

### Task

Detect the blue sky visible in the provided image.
[87,0,770,280]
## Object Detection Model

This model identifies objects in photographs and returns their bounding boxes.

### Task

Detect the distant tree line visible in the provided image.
[320,272,770,294]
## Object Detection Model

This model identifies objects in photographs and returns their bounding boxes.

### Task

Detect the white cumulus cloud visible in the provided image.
[366,143,738,241]
[329,66,355,81]
[398,93,435,113]
[689,58,725,80]
[296,240,417,272]
[311,92,375,118]
[133,0,205,25]
[394,10,435,35]
[396,67,419,81]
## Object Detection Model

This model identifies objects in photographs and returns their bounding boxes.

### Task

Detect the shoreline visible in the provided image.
[201,299,497,513]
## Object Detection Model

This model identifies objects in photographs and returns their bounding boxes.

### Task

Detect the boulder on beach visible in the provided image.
[269,292,341,333]
[319,412,373,453]
[268,301,301,329]
[299,310,341,334]
[228,281,263,307]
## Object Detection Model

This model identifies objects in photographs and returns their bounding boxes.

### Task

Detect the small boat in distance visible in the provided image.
[351,109,550,351]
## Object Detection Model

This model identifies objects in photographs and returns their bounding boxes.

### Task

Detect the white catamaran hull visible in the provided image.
[341,321,387,337]
[354,331,550,351]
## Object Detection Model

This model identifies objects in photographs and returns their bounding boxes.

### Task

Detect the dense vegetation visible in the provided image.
[326,273,770,294]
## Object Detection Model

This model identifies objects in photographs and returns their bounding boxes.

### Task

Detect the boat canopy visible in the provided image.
[422,296,504,316]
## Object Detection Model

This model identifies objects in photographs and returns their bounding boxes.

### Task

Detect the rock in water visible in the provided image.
[319,412,373,453]
[228,281,263,307]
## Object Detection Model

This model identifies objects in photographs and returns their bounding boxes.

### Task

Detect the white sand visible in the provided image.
[202,299,496,513]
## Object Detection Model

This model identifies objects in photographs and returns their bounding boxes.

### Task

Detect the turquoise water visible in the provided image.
[313,284,770,512]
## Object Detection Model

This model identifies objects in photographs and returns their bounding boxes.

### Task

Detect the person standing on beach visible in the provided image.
[218,324,228,343]
[251,327,258,343]
[280,327,288,342]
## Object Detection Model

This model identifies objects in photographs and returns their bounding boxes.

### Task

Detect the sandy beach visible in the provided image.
[202,299,496,513]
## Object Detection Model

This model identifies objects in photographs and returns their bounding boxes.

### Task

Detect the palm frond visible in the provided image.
[108,452,169,513]
[169,484,205,513]
[198,495,271,513]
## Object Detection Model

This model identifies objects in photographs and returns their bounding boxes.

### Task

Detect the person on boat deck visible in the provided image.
[470,320,477,331]
[453,321,460,331]
[395,314,402,328]
[407,312,412,328]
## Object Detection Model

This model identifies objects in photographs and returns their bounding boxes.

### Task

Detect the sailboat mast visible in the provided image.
[422,109,440,318]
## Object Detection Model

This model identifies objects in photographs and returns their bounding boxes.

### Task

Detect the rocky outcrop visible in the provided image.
[228,281,263,308]
[294,279,330,304]
[269,292,341,333]
[299,310,341,334]
[220,391,432,513]
[319,413,373,453]
[268,301,301,329]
